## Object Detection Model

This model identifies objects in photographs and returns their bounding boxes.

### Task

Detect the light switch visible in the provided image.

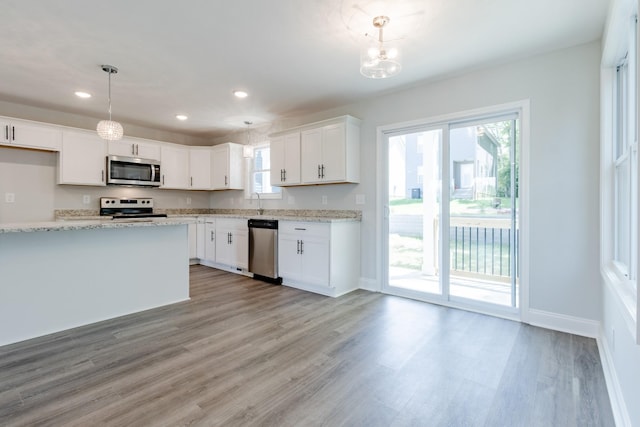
[321,195,328,205]
[5,193,15,203]
[82,195,91,205]
[356,194,365,205]
[186,197,192,205]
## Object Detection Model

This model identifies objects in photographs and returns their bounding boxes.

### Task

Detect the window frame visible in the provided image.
[244,141,282,200]
[601,10,639,342]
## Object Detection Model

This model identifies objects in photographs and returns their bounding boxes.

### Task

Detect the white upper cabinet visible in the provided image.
[211,143,244,190]
[58,130,107,186]
[189,147,212,190]
[0,117,62,151]
[108,137,161,160]
[270,132,301,186]
[160,144,190,189]
[271,115,360,186]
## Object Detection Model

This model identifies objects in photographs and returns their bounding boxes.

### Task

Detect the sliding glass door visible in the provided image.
[384,112,520,315]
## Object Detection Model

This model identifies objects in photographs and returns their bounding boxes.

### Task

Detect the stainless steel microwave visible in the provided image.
[106,155,161,187]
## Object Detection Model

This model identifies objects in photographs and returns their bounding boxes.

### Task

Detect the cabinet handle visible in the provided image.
[283,169,286,182]
[317,165,321,179]
[11,126,15,141]
[162,175,165,185]
[211,230,214,241]
[297,239,300,254]
[136,144,139,156]
[230,232,233,244]
[131,144,135,155]
[321,164,325,178]
[101,170,105,182]
[191,177,193,186]
[294,228,306,231]
[300,240,304,254]
[280,169,284,182]
[225,175,228,186]
[4,125,8,141]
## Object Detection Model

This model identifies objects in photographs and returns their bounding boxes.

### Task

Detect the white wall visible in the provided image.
[213,41,602,322]
[0,146,211,222]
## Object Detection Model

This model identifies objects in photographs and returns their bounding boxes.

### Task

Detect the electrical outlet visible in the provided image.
[321,195,328,205]
[82,195,91,205]
[356,194,365,205]
[5,193,15,203]
[186,197,192,205]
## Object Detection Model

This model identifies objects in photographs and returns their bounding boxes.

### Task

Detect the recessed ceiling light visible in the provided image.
[233,90,248,99]
[176,114,188,121]
[75,91,91,98]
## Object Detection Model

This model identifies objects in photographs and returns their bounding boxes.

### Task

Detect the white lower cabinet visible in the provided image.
[204,220,216,262]
[215,218,248,269]
[278,221,360,297]
[188,220,197,260]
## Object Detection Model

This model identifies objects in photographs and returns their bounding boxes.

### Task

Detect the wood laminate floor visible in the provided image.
[0,265,614,426]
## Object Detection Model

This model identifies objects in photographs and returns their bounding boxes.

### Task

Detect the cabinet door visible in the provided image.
[135,141,161,160]
[108,139,138,157]
[160,145,190,189]
[215,227,234,266]
[211,145,229,189]
[0,119,61,151]
[196,222,206,259]
[300,236,331,287]
[300,128,323,183]
[58,131,107,186]
[279,234,302,280]
[232,229,249,270]
[282,132,301,185]
[204,222,216,262]
[270,136,286,185]
[189,147,212,189]
[321,123,346,182]
[188,222,197,259]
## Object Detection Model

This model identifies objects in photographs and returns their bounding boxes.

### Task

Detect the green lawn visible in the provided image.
[389,197,514,216]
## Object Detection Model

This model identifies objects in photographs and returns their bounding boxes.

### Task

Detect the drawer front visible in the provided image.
[279,221,329,238]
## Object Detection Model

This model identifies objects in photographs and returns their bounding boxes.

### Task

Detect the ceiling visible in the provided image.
[0,0,609,139]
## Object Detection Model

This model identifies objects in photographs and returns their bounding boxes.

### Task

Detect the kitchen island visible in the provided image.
[0,218,193,346]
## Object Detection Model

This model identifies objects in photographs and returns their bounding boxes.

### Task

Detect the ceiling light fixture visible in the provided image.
[176,114,188,121]
[75,91,91,99]
[96,65,124,141]
[243,120,254,158]
[360,16,401,79]
[233,90,248,99]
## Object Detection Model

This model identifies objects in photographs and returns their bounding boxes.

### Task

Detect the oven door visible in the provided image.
[107,155,161,187]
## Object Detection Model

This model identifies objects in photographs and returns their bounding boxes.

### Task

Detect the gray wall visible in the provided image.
[213,41,602,322]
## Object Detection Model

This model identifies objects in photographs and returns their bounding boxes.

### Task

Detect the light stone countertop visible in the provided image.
[0,217,195,234]
[53,209,362,224]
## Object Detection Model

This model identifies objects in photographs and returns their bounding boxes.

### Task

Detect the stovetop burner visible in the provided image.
[100,197,166,219]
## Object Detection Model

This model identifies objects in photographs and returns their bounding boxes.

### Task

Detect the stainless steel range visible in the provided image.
[100,197,168,219]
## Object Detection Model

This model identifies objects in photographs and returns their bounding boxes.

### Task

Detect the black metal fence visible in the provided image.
[450,225,518,279]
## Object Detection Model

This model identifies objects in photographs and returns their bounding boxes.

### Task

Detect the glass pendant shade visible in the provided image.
[97,119,124,140]
[360,42,401,78]
[97,65,124,141]
[360,15,401,79]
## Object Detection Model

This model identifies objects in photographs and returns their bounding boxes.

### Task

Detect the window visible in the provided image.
[247,143,281,199]
[613,18,638,287]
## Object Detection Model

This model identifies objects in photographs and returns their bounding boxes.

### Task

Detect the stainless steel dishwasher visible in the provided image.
[248,219,281,283]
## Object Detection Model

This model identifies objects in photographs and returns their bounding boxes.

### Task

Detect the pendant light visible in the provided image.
[360,16,401,79]
[243,120,254,158]
[96,65,124,140]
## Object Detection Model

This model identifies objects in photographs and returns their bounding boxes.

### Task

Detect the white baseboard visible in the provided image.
[597,332,632,427]
[359,277,380,292]
[527,309,600,338]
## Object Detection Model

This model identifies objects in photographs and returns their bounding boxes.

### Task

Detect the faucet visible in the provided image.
[254,192,263,215]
